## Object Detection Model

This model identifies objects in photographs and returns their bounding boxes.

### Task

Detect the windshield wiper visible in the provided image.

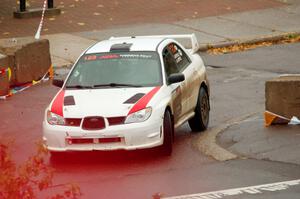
[93,83,142,88]
[66,85,94,89]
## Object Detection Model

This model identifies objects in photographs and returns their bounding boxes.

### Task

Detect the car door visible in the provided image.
[162,44,188,123]
[168,43,197,114]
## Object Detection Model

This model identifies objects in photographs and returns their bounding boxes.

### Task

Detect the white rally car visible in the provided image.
[43,34,210,155]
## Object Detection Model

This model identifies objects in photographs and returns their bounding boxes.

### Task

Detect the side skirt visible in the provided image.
[174,112,195,129]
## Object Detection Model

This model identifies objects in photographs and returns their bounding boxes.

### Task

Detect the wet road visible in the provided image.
[1,43,300,199]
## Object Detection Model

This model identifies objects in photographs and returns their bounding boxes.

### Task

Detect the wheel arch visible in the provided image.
[165,105,175,139]
[200,81,210,110]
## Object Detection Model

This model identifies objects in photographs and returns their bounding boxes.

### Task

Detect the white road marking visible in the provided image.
[164,179,300,199]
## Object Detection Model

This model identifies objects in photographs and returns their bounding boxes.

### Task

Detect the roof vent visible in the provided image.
[110,43,132,52]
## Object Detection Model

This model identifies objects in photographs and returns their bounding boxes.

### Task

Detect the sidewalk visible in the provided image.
[0,0,283,38]
[2,0,300,68]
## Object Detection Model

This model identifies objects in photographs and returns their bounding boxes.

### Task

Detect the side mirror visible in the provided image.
[168,73,185,84]
[52,79,64,88]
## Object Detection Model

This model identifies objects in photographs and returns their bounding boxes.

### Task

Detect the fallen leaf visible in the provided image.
[77,22,85,26]
[109,18,113,21]
[207,35,300,55]
[43,28,49,32]
[97,4,104,8]
[48,17,56,21]
[194,11,198,15]
[3,32,10,35]
[69,4,75,8]
[93,12,101,16]
[226,6,231,10]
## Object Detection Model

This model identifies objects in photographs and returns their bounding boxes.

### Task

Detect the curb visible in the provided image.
[198,31,300,52]
[52,31,300,69]
[197,112,259,161]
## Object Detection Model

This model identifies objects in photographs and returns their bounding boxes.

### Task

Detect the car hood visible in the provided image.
[50,87,158,118]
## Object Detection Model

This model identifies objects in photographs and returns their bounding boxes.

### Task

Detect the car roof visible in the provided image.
[85,37,165,54]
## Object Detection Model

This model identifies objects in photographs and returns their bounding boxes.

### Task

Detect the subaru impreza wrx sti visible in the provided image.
[43,34,210,156]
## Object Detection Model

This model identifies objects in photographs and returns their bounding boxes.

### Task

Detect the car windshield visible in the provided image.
[65,51,162,89]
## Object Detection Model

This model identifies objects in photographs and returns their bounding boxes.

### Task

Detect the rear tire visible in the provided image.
[188,87,209,132]
[161,110,173,156]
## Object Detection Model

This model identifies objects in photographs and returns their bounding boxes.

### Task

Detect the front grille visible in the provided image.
[107,116,126,126]
[82,116,105,130]
[66,137,122,145]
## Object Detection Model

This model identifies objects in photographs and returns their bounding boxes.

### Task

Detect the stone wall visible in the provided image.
[266,76,300,118]
[0,54,10,96]
[0,38,51,86]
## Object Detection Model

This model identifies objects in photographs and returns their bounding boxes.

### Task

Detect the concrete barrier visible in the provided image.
[266,75,300,119]
[0,54,10,96]
[0,38,51,86]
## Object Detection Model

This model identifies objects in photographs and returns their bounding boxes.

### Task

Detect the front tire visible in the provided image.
[188,87,209,132]
[161,110,173,156]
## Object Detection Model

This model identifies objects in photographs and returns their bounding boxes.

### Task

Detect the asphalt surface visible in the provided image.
[207,43,300,167]
[1,43,300,199]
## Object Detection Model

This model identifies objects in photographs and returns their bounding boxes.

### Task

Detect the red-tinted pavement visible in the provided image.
[0,81,215,198]
[0,0,284,39]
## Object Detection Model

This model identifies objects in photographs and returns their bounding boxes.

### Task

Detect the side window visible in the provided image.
[163,48,179,77]
[168,43,190,71]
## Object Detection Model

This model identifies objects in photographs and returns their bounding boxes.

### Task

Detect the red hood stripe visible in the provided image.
[51,90,65,117]
[128,86,161,115]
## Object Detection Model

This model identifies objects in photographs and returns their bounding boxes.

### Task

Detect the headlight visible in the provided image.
[47,110,65,125]
[125,107,152,124]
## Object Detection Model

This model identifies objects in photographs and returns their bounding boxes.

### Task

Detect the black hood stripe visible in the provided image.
[64,96,75,106]
[123,93,145,104]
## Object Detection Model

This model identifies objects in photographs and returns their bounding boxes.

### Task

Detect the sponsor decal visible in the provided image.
[64,96,76,106]
[123,93,145,104]
[51,90,65,116]
[82,53,155,61]
[128,86,160,115]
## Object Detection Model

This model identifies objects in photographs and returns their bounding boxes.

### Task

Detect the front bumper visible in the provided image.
[43,118,163,152]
